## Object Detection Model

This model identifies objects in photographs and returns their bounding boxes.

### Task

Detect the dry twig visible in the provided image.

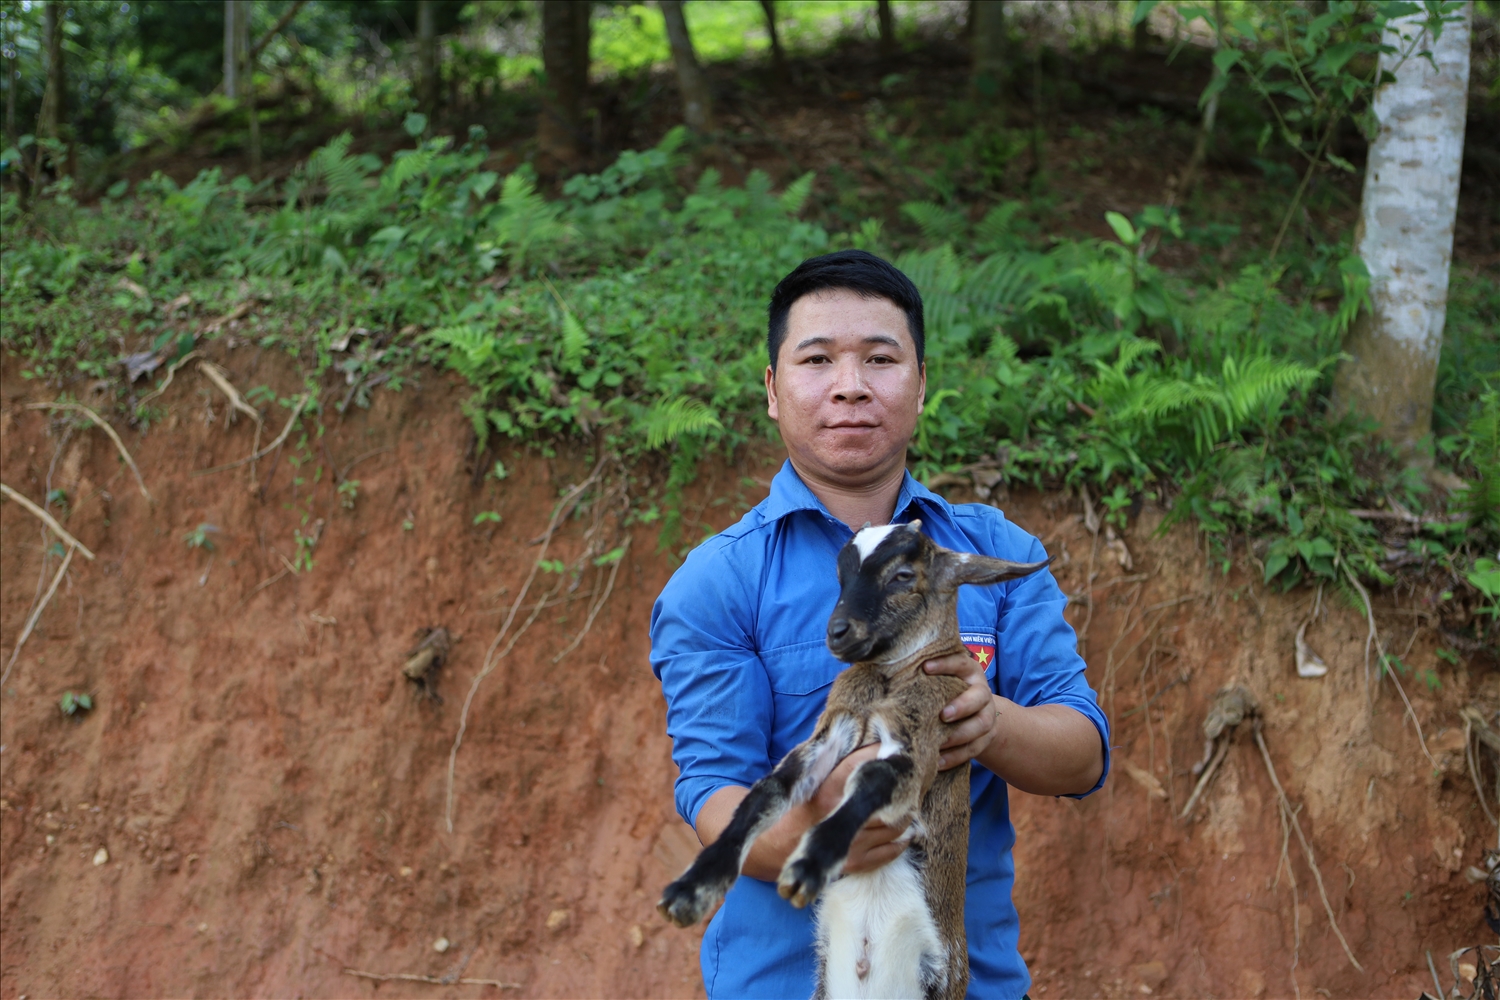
[342,968,519,989]
[192,394,309,476]
[0,543,76,688]
[1179,738,1230,820]
[0,484,96,559]
[26,401,152,501]
[445,457,610,833]
[1253,722,1364,972]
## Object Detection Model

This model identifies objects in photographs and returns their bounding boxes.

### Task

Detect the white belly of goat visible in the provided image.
[819,854,946,1000]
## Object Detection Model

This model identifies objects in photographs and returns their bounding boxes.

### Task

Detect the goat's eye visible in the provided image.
[891,568,916,584]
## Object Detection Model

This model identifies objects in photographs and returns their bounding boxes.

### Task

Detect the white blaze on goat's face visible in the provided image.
[851,522,901,564]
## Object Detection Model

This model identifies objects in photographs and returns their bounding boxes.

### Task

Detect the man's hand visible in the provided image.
[695,744,910,881]
[924,650,998,770]
[813,745,910,874]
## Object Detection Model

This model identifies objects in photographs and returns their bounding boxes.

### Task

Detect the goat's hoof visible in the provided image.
[776,861,825,909]
[657,879,716,927]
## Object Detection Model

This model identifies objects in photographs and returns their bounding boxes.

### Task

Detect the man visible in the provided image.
[650,249,1109,999]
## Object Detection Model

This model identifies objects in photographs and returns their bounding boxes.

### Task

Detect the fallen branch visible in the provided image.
[1253,722,1364,972]
[0,543,76,689]
[0,484,97,559]
[134,350,201,408]
[192,394,309,476]
[342,968,519,989]
[446,457,610,833]
[26,401,152,501]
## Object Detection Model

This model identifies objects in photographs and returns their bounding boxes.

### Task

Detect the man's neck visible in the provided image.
[789,455,908,531]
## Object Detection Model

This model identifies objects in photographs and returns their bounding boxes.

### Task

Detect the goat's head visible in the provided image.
[825,520,1048,664]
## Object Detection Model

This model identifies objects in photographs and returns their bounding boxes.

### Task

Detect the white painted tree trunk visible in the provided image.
[1335,3,1471,456]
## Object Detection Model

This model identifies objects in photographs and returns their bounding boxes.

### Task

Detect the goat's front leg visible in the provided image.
[777,750,918,909]
[658,715,860,927]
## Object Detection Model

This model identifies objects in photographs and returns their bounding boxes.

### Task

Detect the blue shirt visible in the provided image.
[650,461,1110,1000]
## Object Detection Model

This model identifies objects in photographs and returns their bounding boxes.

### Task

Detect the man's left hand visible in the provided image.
[924,651,999,770]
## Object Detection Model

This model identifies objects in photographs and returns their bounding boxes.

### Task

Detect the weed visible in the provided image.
[337,480,360,510]
[473,511,502,525]
[59,691,93,716]
[183,523,218,551]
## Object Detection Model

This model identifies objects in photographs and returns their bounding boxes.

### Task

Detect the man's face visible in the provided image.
[766,289,926,486]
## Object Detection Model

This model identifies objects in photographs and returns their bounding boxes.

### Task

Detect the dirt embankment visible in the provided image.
[1,347,1494,999]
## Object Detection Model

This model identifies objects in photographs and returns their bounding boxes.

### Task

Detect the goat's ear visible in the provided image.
[935,551,1050,591]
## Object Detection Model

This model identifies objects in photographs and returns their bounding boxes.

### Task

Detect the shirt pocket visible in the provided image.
[761,639,842,696]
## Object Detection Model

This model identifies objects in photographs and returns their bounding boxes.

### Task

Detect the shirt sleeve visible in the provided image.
[991,520,1111,799]
[650,536,776,828]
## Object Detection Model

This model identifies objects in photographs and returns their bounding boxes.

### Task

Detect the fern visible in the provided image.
[492,170,567,273]
[640,396,722,450]
[779,171,816,215]
[900,201,968,245]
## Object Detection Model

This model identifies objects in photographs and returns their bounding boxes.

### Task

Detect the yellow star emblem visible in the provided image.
[973,648,992,667]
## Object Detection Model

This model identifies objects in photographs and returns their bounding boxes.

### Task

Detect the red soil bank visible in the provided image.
[1,349,1492,998]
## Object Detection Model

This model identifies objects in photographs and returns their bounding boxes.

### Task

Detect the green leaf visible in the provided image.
[403,112,429,137]
[473,511,502,524]
[1131,0,1160,28]
[1104,211,1139,246]
[593,546,626,566]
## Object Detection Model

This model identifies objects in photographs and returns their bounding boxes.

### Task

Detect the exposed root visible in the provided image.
[193,393,309,476]
[342,968,520,989]
[1179,737,1230,820]
[26,401,152,501]
[1344,566,1435,767]
[197,361,263,427]
[445,456,611,834]
[552,536,631,664]
[0,484,97,559]
[1467,717,1500,834]
[133,350,202,408]
[1252,721,1364,973]
[0,543,77,689]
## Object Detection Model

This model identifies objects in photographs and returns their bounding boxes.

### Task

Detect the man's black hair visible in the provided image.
[766,249,925,372]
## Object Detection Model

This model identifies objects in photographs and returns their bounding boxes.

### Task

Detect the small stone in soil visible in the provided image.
[432,937,450,953]
[92,847,109,866]
[546,909,570,931]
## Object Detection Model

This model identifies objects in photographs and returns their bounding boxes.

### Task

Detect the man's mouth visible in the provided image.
[825,421,880,429]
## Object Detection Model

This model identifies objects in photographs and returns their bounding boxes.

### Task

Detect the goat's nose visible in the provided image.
[828,618,851,640]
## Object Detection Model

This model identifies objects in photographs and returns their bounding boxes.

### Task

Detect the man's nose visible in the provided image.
[830,359,870,401]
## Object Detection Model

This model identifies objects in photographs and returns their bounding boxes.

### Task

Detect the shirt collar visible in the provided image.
[761,459,952,529]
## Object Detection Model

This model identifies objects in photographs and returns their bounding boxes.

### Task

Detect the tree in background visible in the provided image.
[417,0,437,111]
[759,0,785,71]
[660,0,712,134]
[223,0,248,99]
[877,0,895,61]
[1334,2,1473,461]
[970,0,1004,102]
[538,0,590,168]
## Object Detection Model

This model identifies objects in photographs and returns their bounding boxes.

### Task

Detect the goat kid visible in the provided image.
[658,520,1047,1000]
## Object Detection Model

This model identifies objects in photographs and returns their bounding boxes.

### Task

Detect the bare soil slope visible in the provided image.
[1,350,1493,998]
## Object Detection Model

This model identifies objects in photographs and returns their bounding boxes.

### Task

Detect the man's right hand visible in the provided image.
[695,744,909,883]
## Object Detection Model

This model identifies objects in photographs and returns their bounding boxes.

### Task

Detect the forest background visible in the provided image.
[1,0,1499,762]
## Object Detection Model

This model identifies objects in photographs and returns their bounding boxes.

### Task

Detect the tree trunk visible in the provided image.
[39,2,63,141]
[660,1,712,133]
[759,0,784,69]
[1176,0,1224,200]
[538,0,590,167]
[1333,3,1472,459]
[224,0,242,98]
[877,0,895,60]
[970,0,1005,102]
[418,0,438,111]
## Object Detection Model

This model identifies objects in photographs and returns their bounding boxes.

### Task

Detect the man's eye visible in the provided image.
[804,355,829,364]
[869,355,894,365]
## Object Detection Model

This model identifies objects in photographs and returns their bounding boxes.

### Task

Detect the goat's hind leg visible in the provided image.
[777,753,916,908]
[658,716,858,926]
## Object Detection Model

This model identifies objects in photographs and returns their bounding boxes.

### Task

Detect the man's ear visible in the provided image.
[916,361,926,415]
[935,550,1049,592]
[765,364,779,422]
